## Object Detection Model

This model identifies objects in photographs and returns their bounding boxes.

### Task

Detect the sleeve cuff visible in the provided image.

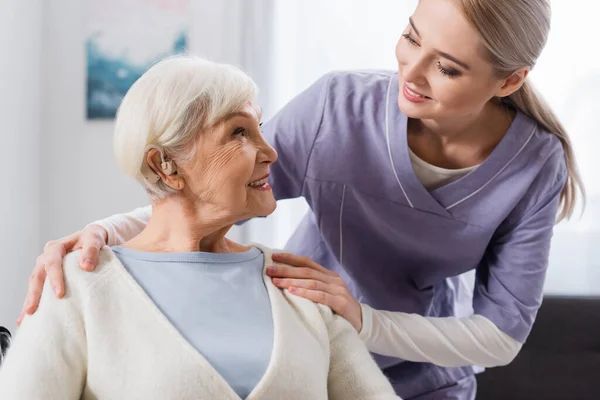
[358,303,373,342]
[85,220,117,247]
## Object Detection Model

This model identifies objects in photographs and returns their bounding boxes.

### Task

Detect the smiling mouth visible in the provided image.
[405,84,430,99]
[248,177,269,187]
[248,173,271,189]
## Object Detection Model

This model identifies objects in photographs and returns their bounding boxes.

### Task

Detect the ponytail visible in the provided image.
[507,80,585,221]
[458,0,585,221]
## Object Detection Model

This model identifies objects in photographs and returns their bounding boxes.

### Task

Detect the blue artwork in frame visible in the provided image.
[86,0,189,119]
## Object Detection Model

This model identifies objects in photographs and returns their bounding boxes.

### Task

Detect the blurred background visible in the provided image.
[1,0,598,335]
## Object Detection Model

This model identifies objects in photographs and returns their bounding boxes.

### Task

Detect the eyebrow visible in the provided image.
[409,17,471,71]
[225,110,261,121]
[409,17,421,37]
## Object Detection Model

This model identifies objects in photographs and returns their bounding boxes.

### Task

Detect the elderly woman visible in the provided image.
[0,56,399,399]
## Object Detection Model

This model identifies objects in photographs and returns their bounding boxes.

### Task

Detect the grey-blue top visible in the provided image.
[112,246,273,399]
[261,70,566,399]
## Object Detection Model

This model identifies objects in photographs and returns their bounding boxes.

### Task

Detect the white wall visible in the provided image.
[0,0,43,333]
[41,0,149,242]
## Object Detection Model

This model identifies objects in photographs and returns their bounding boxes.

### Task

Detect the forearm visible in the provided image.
[89,205,152,246]
[359,304,522,368]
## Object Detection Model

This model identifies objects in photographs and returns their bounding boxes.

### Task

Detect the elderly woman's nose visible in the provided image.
[263,143,278,164]
[256,136,277,163]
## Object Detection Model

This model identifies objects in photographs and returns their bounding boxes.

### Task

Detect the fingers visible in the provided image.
[267,265,338,284]
[41,241,70,296]
[286,287,350,315]
[272,277,351,316]
[23,265,47,316]
[272,278,347,296]
[47,232,80,253]
[45,258,65,298]
[289,286,336,305]
[77,226,107,271]
[79,245,100,271]
[16,310,24,326]
[271,253,337,276]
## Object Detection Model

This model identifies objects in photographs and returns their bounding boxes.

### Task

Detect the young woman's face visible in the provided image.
[395,0,508,121]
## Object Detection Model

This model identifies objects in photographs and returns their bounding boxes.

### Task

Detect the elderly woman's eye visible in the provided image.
[233,127,246,136]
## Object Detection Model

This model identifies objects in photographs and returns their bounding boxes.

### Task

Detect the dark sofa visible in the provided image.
[477,296,600,400]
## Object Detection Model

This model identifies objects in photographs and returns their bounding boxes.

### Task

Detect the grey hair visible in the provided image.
[113,55,258,200]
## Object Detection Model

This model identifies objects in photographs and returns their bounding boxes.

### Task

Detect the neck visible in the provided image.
[124,196,247,253]
[407,100,515,168]
[414,101,512,144]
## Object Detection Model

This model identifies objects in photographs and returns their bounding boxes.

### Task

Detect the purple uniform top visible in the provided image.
[261,71,566,398]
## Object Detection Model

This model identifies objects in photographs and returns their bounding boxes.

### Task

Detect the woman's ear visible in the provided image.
[146,149,185,191]
[496,67,529,98]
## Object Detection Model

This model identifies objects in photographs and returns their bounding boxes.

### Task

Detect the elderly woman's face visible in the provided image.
[180,103,278,221]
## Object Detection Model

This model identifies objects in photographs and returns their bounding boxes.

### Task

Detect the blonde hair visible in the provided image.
[459,0,584,221]
[114,55,258,200]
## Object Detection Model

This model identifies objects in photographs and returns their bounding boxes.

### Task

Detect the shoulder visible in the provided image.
[19,247,119,328]
[498,114,568,228]
[292,69,395,114]
[518,113,567,184]
[264,70,394,142]
[61,247,119,297]
[324,69,395,86]
[249,243,275,262]
[501,112,567,210]
[252,245,335,322]
[318,69,395,103]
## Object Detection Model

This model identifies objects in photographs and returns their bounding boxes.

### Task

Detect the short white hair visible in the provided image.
[113,55,258,200]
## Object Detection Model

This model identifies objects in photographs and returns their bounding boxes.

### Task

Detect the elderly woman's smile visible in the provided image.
[248,174,271,189]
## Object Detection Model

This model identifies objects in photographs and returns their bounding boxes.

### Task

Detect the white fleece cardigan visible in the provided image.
[0,246,399,400]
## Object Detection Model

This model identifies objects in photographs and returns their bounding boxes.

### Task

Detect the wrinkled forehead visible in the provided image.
[223,102,262,123]
[195,102,262,144]
[241,102,262,120]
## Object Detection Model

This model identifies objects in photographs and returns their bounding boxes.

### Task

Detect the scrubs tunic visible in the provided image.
[262,70,566,398]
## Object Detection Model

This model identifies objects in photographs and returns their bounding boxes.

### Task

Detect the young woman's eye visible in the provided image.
[402,33,419,46]
[232,127,246,137]
[437,62,461,78]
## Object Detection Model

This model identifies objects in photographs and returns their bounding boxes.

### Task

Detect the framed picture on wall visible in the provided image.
[86,0,189,120]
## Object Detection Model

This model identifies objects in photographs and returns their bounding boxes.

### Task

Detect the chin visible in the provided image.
[397,94,435,120]
[263,199,277,216]
[253,198,277,218]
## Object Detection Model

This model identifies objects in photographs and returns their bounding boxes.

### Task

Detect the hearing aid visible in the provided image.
[141,145,177,183]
